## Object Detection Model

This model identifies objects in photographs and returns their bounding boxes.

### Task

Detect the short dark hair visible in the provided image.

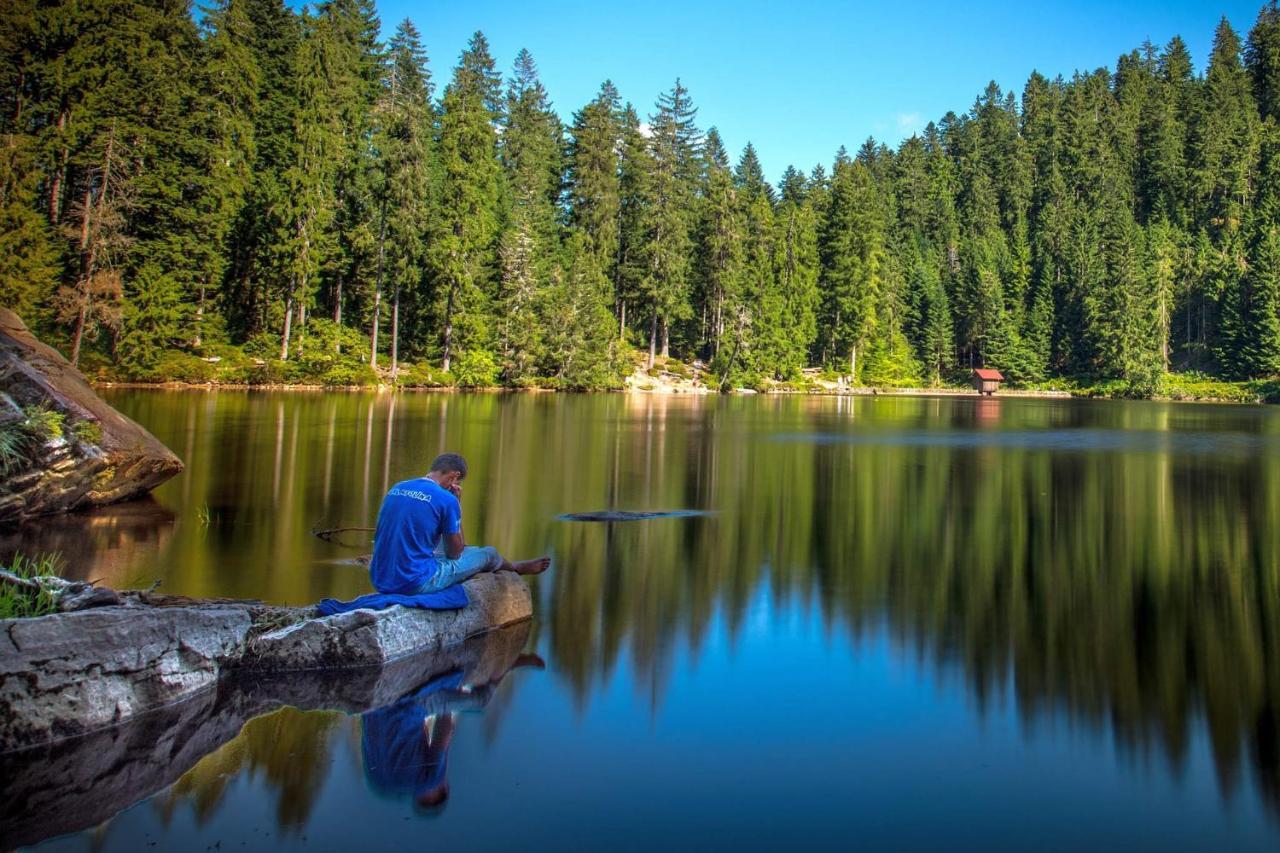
[430,452,468,478]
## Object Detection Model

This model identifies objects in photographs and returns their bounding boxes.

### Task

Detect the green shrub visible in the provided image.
[245,359,287,385]
[145,351,217,384]
[0,553,62,619]
[320,361,378,387]
[396,362,450,387]
[453,349,498,388]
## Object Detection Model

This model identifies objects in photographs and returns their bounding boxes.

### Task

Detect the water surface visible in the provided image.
[5,390,1280,851]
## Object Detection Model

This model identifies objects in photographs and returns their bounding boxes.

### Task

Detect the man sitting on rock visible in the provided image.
[369,452,550,595]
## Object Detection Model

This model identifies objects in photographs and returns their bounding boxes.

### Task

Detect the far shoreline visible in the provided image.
[90,380,1274,406]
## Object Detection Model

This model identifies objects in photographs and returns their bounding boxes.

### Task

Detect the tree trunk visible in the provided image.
[371,190,388,366]
[280,290,294,361]
[70,304,87,367]
[333,270,343,352]
[619,299,626,341]
[714,296,723,360]
[850,344,857,385]
[647,311,657,370]
[441,286,455,373]
[70,183,93,367]
[660,317,670,359]
[69,121,116,368]
[369,288,381,369]
[1160,289,1169,372]
[194,283,205,348]
[390,284,400,380]
[48,110,67,224]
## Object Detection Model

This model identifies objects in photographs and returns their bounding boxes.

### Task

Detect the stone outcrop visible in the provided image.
[0,620,532,849]
[0,308,183,525]
[0,571,532,751]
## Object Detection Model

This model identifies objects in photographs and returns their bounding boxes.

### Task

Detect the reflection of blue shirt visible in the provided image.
[369,478,462,594]
[360,671,463,799]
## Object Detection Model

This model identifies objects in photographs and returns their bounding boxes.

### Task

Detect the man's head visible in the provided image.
[428,452,468,490]
[414,780,449,812]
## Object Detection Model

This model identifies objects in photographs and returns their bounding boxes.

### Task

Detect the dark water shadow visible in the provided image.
[0,498,175,584]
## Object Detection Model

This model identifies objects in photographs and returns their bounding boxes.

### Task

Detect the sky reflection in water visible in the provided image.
[8,391,1280,851]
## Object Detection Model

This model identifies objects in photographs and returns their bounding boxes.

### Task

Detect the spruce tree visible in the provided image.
[192,0,259,347]
[734,142,775,204]
[431,32,503,378]
[278,11,341,360]
[772,182,820,377]
[372,19,433,377]
[319,0,383,348]
[1247,1,1280,123]
[1227,123,1280,375]
[696,128,744,363]
[821,155,884,381]
[496,48,562,383]
[222,0,299,339]
[543,232,619,388]
[641,79,701,364]
[616,103,653,344]
[736,180,779,382]
[568,81,623,278]
[1192,19,1259,238]
[0,139,59,322]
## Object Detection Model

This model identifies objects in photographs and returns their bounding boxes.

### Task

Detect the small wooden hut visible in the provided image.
[971,368,1004,396]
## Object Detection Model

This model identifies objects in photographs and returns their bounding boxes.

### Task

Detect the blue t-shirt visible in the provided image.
[368,478,462,594]
[360,670,462,799]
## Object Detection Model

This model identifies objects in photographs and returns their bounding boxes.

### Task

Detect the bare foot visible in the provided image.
[511,556,551,576]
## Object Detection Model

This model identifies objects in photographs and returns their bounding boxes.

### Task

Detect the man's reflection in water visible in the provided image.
[360,653,544,811]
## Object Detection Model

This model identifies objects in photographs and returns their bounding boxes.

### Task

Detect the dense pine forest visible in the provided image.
[4,0,1280,393]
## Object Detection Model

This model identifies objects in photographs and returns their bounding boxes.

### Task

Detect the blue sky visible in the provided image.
[368,0,1267,182]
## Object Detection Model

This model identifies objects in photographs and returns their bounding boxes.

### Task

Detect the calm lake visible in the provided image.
[5,389,1280,850]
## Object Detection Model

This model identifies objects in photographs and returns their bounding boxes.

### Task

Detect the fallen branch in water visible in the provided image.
[0,568,41,592]
[312,524,375,542]
[0,568,121,612]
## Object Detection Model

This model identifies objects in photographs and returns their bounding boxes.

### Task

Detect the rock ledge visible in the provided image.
[0,571,531,750]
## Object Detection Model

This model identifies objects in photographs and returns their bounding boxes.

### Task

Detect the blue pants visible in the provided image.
[414,546,503,594]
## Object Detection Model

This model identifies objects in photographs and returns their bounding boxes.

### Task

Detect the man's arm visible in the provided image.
[442,528,465,560]
[442,483,465,559]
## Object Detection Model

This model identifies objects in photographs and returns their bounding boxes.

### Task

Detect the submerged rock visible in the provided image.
[0,308,183,525]
[559,509,708,522]
[0,571,532,750]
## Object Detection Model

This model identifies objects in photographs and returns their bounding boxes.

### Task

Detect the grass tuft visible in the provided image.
[0,553,64,619]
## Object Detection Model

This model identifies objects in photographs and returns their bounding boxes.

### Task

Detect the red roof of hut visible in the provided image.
[973,368,1004,381]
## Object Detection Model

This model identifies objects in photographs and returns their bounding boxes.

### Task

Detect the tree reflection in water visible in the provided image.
[29,390,1280,822]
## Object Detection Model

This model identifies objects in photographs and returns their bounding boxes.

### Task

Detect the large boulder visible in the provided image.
[0,308,182,525]
[0,605,253,747]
